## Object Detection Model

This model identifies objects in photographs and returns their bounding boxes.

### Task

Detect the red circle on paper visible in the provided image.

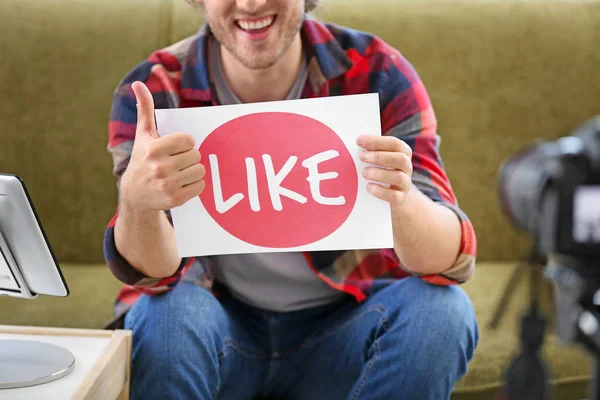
[198,112,358,248]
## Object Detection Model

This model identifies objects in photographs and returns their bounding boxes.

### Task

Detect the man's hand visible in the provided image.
[357,134,463,275]
[357,135,413,209]
[119,81,206,211]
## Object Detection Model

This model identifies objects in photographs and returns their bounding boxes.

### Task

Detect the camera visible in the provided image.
[498,116,600,259]
[496,116,600,400]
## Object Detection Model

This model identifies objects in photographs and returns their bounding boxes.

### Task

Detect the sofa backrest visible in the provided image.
[1,0,598,264]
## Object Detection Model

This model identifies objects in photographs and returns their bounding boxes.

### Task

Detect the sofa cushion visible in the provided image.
[1,262,592,399]
[0,0,173,264]
[0,264,123,329]
[2,0,600,265]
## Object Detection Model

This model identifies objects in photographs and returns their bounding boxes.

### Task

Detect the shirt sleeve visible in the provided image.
[102,60,193,296]
[376,48,477,285]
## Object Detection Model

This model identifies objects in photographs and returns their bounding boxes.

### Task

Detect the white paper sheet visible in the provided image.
[155,93,394,257]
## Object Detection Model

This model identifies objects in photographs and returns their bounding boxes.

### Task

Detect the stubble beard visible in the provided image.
[211,10,304,71]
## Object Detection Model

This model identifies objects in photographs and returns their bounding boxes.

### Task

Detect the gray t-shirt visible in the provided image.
[207,36,348,312]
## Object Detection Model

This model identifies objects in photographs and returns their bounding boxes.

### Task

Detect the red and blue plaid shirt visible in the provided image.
[104,17,477,319]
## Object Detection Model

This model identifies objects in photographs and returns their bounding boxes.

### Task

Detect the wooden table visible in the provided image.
[0,325,131,400]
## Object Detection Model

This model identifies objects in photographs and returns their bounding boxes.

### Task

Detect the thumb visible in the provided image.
[131,81,159,139]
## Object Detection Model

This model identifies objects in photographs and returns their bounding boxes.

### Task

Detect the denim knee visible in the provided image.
[125,282,225,362]
[387,277,479,366]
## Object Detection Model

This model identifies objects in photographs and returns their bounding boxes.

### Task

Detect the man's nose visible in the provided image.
[236,0,268,14]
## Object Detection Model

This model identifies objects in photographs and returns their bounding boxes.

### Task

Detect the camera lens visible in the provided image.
[498,141,555,233]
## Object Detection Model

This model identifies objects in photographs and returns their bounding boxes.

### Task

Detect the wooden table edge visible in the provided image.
[0,325,132,400]
[0,325,114,337]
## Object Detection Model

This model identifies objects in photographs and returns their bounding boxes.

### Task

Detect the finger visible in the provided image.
[155,132,196,156]
[131,81,158,138]
[181,179,206,201]
[363,167,411,191]
[360,151,413,174]
[177,163,206,186]
[357,135,412,157]
[367,183,404,205]
[171,149,202,171]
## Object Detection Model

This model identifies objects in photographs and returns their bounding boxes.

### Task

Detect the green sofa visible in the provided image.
[1,0,599,398]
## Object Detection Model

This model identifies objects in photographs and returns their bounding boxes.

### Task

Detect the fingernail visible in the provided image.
[359,151,367,162]
[357,135,365,147]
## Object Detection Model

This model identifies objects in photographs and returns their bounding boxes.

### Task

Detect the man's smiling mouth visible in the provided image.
[235,15,276,33]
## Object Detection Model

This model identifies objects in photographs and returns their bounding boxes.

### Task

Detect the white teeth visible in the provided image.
[238,16,274,31]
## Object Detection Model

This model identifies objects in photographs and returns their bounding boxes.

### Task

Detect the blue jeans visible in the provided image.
[125,277,479,400]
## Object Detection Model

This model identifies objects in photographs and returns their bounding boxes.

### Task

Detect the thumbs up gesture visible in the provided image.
[119,81,206,211]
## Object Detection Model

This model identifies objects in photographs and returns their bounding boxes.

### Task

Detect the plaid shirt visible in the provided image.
[103,17,477,319]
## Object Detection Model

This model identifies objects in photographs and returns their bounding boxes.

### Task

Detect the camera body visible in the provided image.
[499,116,600,260]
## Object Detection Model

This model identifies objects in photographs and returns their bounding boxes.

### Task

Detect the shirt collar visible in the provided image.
[179,16,353,102]
[179,23,213,103]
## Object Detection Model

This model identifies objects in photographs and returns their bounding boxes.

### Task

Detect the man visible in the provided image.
[104,0,479,399]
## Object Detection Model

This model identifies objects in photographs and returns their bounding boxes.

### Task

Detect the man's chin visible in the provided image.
[235,53,280,71]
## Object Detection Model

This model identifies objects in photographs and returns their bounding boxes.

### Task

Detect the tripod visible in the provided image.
[499,248,552,400]
[545,255,600,400]
[494,249,600,400]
